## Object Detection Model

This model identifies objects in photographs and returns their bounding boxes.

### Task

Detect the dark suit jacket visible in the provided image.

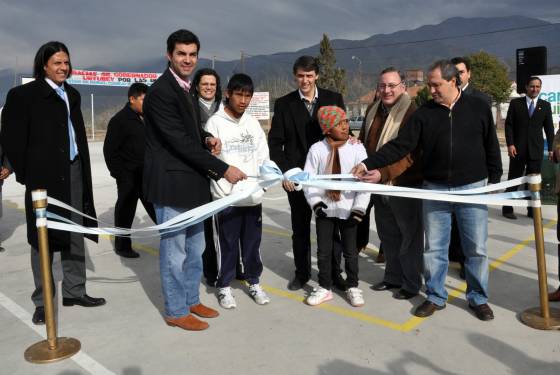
[505,96,554,161]
[0,79,97,250]
[464,84,492,107]
[104,104,147,178]
[268,87,345,172]
[0,130,10,189]
[142,69,228,208]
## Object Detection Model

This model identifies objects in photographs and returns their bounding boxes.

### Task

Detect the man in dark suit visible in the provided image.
[452,56,492,107]
[143,29,246,331]
[0,41,105,325]
[104,83,156,258]
[268,55,346,291]
[0,128,12,252]
[503,76,554,219]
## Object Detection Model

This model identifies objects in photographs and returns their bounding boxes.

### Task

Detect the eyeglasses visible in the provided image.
[377,82,403,90]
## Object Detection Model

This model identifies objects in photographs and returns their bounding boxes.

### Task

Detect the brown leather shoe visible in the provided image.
[468,303,494,321]
[413,300,446,317]
[190,303,219,318]
[548,287,560,302]
[165,314,209,331]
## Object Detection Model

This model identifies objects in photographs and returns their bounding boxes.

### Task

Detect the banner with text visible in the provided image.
[246,92,270,120]
[538,74,560,126]
[66,70,161,87]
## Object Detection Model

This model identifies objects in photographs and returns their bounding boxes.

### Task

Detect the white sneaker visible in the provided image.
[218,287,236,309]
[346,287,365,307]
[306,287,333,306]
[249,284,270,305]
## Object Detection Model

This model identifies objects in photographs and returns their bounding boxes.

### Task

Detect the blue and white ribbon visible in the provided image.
[41,161,542,237]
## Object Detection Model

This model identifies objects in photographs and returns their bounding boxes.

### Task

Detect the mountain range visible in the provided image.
[1,15,559,108]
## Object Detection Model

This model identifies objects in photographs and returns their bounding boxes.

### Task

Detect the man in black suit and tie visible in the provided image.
[503,76,554,219]
[268,56,346,291]
[452,56,492,107]
[143,29,246,331]
[104,83,156,258]
[0,41,105,325]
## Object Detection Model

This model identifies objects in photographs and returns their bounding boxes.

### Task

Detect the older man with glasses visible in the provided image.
[357,67,423,300]
[353,60,502,321]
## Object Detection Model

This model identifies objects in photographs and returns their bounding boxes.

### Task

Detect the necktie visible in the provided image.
[55,86,78,160]
[528,100,535,117]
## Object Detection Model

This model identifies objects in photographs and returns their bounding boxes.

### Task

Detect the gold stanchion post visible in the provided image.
[520,174,560,330]
[24,189,81,363]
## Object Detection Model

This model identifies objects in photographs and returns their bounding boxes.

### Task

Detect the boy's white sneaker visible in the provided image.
[218,287,237,309]
[249,284,270,305]
[306,287,333,306]
[347,287,365,307]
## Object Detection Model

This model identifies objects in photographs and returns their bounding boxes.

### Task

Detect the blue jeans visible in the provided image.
[155,205,205,318]
[423,179,489,307]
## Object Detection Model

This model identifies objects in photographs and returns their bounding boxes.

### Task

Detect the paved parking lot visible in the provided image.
[1,142,559,375]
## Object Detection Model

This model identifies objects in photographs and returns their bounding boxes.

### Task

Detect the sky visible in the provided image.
[1,0,559,71]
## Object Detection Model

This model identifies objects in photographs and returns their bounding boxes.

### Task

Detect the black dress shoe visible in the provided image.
[468,303,494,321]
[371,281,401,291]
[333,276,347,291]
[393,289,418,300]
[502,212,517,220]
[287,277,307,291]
[459,263,466,280]
[548,287,560,302]
[63,294,106,307]
[115,248,140,258]
[32,306,45,325]
[414,300,446,317]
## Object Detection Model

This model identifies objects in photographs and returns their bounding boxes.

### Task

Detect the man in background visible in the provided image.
[503,76,554,219]
[104,82,156,258]
[268,55,346,291]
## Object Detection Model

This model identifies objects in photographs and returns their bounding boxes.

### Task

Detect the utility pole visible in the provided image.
[212,55,216,69]
[352,56,363,116]
[91,94,95,141]
[13,56,18,87]
[240,50,245,73]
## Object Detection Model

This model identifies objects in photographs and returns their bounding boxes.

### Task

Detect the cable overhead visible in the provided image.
[209,21,560,68]
[331,22,560,51]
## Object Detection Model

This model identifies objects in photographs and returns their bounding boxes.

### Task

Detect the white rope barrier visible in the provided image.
[42,161,541,237]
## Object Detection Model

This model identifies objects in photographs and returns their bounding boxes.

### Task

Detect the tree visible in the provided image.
[316,34,346,95]
[414,85,432,107]
[468,51,511,105]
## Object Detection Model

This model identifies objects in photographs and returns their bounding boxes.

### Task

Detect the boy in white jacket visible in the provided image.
[205,74,270,308]
[304,106,370,307]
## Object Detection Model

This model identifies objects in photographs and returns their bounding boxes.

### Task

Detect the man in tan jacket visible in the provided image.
[358,67,423,300]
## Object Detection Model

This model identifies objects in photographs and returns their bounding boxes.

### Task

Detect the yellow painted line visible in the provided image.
[262,227,292,239]
[398,219,557,332]
[99,219,556,332]
[262,227,382,252]
[9,199,554,330]
[253,283,405,331]
[488,219,557,272]
[99,233,160,256]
